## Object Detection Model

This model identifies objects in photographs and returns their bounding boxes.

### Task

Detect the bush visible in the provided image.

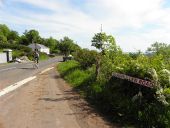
[73,49,98,69]
[39,52,49,60]
[96,51,170,127]
[12,50,25,58]
[57,50,170,127]
[0,43,32,59]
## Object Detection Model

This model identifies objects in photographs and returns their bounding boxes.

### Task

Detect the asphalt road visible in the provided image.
[0,56,114,128]
[0,56,63,90]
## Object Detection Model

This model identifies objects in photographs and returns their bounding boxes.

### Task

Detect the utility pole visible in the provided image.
[100,24,103,33]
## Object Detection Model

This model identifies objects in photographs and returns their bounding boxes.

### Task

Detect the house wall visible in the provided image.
[0,53,7,64]
[28,45,40,51]
[40,48,50,54]
[28,44,50,54]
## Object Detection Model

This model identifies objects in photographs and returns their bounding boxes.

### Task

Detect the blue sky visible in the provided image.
[0,0,170,52]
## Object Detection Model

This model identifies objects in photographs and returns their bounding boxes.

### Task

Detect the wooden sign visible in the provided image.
[112,73,154,88]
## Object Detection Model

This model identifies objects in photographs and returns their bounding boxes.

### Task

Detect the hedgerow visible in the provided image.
[57,45,170,127]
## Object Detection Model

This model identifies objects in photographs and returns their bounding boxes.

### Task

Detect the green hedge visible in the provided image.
[57,53,170,127]
[96,52,170,127]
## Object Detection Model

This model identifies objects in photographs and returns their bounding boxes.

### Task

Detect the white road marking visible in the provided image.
[0,76,36,97]
[0,67,16,72]
[40,67,54,74]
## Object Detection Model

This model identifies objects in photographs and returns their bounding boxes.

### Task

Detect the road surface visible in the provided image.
[0,57,115,128]
[0,57,62,90]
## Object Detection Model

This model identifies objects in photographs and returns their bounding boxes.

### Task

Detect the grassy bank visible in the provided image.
[57,59,170,127]
[57,60,95,88]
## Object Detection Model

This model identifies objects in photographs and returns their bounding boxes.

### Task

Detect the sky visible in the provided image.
[0,0,170,52]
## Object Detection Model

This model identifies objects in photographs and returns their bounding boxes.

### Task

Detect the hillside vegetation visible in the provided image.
[0,24,80,59]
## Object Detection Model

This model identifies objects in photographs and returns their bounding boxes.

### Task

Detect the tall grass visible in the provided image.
[57,60,95,88]
[57,60,80,76]
[39,53,49,61]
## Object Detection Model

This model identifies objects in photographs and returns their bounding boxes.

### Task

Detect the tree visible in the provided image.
[0,24,10,43]
[44,37,59,53]
[59,37,80,56]
[20,30,41,45]
[0,24,10,37]
[147,42,170,59]
[0,35,7,43]
[91,32,120,78]
[91,32,108,51]
[91,32,119,54]
[147,42,168,54]
[7,30,19,44]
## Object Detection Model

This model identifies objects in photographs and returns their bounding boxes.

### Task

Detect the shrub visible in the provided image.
[57,49,170,127]
[12,50,25,58]
[73,49,98,69]
[39,52,49,60]
[0,43,32,59]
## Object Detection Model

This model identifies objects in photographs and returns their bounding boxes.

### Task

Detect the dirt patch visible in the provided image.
[0,119,4,128]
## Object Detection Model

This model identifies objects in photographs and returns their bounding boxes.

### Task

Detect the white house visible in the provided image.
[0,49,13,64]
[28,43,50,54]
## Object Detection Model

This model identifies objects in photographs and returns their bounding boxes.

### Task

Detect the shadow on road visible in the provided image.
[38,90,95,118]
[38,95,80,102]
[18,67,35,70]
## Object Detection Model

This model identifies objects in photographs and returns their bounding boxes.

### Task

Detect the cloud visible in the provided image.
[1,0,170,52]
[0,0,3,7]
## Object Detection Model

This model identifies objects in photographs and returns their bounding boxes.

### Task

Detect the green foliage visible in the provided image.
[0,43,32,58]
[65,69,92,87]
[27,52,49,61]
[44,37,59,53]
[12,50,25,58]
[7,30,19,44]
[91,32,108,50]
[91,32,120,54]
[96,48,170,127]
[20,29,41,45]
[57,61,96,94]
[57,60,80,76]
[0,24,10,37]
[147,42,168,54]
[0,24,81,55]
[59,37,80,56]
[147,42,170,60]
[74,49,98,69]
[0,43,31,52]
[0,35,7,43]
[0,25,19,44]
[58,41,170,127]
[39,52,49,60]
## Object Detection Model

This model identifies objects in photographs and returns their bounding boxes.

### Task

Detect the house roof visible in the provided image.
[28,43,49,49]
